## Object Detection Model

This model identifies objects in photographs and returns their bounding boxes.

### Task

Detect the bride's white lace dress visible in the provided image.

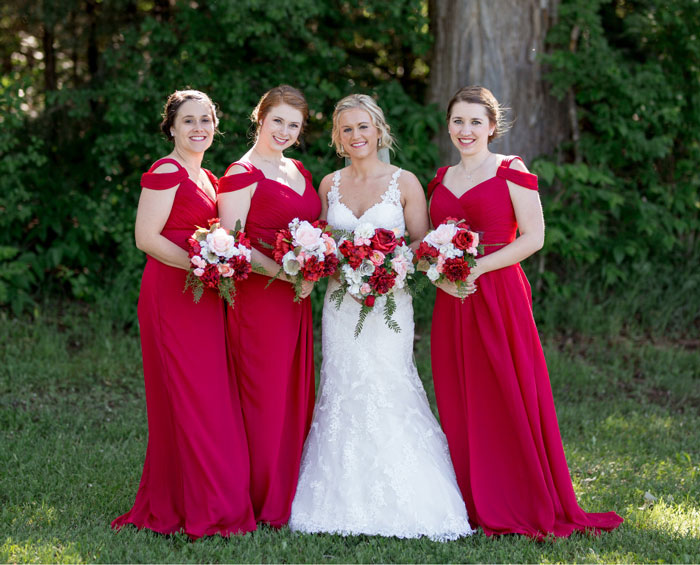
[289,168,474,541]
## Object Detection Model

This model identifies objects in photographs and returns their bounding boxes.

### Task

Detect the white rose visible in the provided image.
[207,228,236,258]
[426,223,457,248]
[358,259,376,277]
[293,221,323,250]
[439,243,462,259]
[282,251,301,275]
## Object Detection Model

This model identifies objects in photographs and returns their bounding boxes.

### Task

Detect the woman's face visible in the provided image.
[171,99,215,154]
[337,108,380,159]
[447,101,494,156]
[258,103,303,152]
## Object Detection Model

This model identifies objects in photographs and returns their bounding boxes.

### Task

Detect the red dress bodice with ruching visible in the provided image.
[218,160,321,257]
[140,158,219,250]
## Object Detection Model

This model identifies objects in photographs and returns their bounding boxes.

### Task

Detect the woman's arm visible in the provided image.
[134,163,190,270]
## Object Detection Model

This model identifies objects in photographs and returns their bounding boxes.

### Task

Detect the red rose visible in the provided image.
[442,257,471,282]
[370,228,398,254]
[341,242,369,269]
[416,241,439,259]
[321,253,339,277]
[364,295,376,307]
[369,266,396,294]
[207,217,221,227]
[272,229,293,263]
[452,229,476,251]
[313,219,329,230]
[301,255,324,282]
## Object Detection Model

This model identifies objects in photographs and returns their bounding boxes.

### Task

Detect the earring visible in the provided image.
[170,130,175,137]
[378,139,382,148]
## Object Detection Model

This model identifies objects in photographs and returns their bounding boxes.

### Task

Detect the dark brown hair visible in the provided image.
[446,85,509,142]
[160,89,219,141]
[250,85,309,138]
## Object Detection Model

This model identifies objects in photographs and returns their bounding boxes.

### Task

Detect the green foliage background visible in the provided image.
[1,0,698,335]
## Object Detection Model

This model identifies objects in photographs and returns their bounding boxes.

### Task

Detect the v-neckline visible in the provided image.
[334,168,401,220]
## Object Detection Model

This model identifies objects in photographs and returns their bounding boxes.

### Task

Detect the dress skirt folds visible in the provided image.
[428,157,623,538]
[218,160,320,527]
[111,158,255,539]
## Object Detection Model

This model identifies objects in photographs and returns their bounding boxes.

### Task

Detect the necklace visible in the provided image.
[462,153,492,182]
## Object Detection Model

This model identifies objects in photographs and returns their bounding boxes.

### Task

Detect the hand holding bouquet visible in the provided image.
[331,222,414,337]
[185,218,252,308]
[416,218,482,299]
[269,218,339,301]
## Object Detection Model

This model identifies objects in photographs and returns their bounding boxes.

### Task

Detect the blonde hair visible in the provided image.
[331,94,395,157]
[446,85,510,143]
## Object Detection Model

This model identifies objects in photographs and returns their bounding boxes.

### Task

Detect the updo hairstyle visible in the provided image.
[160,89,219,141]
[446,85,509,142]
[250,85,309,139]
[331,94,395,157]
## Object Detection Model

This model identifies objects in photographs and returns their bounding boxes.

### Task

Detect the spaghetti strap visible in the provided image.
[219,161,265,194]
[140,158,188,190]
[497,156,538,191]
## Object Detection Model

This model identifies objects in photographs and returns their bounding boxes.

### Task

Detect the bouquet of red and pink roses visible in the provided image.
[185,218,252,308]
[269,218,339,301]
[331,222,415,337]
[415,217,482,299]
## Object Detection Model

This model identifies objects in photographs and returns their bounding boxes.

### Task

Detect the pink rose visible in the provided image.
[426,223,457,248]
[369,250,386,266]
[207,228,236,257]
[193,267,205,277]
[218,263,234,277]
[322,234,337,254]
[294,222,323,249]
[360,282,371,295]
[191,255,207,268]
[391,255,409,280]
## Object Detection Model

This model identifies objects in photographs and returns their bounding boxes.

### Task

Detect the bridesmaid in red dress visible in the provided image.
[428,85,623,538]
[218,85,320,527]
[111,90,255,538]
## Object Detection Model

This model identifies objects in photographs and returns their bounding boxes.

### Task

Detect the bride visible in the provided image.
[289,94,474,541]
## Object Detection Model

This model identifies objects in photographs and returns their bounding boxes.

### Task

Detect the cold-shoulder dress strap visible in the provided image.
[496,156,538,191]
[427,166,449,199]
[140,158,188,190]
[218,161,265,194]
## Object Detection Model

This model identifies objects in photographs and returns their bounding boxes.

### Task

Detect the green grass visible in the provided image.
[1,303,699,563]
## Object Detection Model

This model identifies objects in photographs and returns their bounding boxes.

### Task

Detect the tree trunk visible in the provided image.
[428,0,568,164]
[42,23,56,92]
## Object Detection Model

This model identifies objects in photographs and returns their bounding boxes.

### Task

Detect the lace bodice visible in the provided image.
[326,168,405,233]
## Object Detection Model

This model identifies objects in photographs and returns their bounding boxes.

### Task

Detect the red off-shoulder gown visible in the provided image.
[428,156,623,538]
[218,159,320,527]
[111,158,256,538]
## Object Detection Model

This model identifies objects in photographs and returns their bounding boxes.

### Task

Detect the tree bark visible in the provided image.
[428,0,568,164]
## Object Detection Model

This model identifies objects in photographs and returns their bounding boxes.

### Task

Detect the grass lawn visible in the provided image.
[1,303,698,563]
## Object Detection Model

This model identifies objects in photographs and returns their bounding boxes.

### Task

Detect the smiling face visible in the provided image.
[447,101,495,156]
[257,103,304,152]
[170,99,215,154]
[337,108,380,159]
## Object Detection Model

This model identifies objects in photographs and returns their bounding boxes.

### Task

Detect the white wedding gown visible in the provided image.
[289,169,474,541]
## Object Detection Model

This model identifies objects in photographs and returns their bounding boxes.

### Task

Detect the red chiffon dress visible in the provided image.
[428,156,623,538]
[111,158,256,539]
[218,159,320,527]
